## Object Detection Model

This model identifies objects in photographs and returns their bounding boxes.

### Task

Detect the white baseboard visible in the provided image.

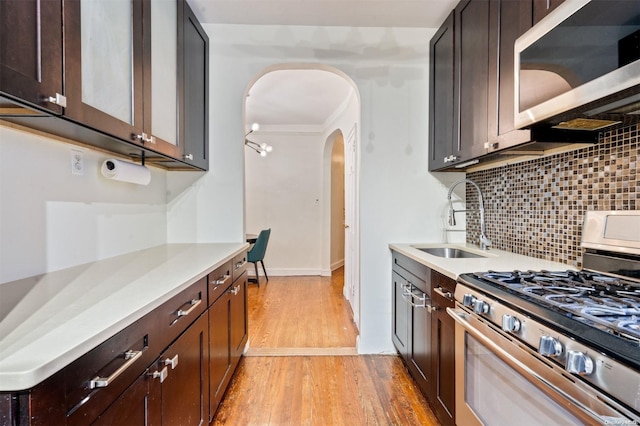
[330,259,344,271]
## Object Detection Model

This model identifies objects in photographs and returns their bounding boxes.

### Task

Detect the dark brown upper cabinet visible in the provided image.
[63,0,182,160]
[1,0,208,171]
[454,0,492,163]
[180,1,210,170]
[0,0,64,114]
[429,12,456,171]
[484,0,535,153]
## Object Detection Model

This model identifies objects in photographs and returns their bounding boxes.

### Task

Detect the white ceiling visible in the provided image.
[188,0,457,130]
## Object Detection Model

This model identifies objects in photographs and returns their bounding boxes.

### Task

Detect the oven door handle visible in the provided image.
[446,307,624,425]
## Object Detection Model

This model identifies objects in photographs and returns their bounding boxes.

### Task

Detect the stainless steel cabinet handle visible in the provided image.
[235,260,247,270]
[151,366,168,383]
[176,298,202,317]
[228,285,240,296]
[164,354,179,370]
[433,286,453,300]
[214,274,231,286]
[46,93,67,107]
[89,349,143,389]
[184,153,193,160]
[484,142,498,149]
[132,133,156,144]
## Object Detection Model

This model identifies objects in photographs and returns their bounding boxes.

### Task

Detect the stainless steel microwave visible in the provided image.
[515,0,640,131]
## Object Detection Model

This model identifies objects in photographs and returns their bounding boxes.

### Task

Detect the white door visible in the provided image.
[344,124,360,328]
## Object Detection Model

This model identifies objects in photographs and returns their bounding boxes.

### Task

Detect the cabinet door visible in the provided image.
[429,11,455,171]
[147,0,180,159]
[431,272,456,426]
[63,0,145,145]
[209,292,232,420]
[486,0,533,152]
[180,1,209,170]
[455,0,491,162]
[160,313,208,426]
[409,282,432,396]
[533,0,565,25]
[392,271,410,360]
[0,0,64,114]
[92,373,150,426]
[230,272,248,361]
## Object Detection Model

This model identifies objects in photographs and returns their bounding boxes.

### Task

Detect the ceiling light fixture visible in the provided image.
[244,123,273,157]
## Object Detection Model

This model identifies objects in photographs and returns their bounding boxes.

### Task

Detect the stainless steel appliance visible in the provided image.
[448,210,640,425]
[515,0,640,131]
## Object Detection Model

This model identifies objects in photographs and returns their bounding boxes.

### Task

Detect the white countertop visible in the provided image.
[389,243,574,280]
[0,243,248,391]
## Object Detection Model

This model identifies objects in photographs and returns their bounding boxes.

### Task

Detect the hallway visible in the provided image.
[211,270,440,425]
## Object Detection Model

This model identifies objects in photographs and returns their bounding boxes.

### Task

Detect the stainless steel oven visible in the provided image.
[449,210,640,425]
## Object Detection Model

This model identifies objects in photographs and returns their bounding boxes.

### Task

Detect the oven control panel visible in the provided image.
[455,283,640,414]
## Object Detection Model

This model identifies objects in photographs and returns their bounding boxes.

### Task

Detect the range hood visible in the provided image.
[515,0,640,131]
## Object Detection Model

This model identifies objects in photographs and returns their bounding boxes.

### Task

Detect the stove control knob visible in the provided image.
[566,351,594,376]
[539,336,562,358]
[473,299,490,315]
[462,294,476,308]
[502,314,521,333]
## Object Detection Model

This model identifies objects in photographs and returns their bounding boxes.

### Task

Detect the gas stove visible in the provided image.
[454,210,640,423]
[475,269,640,345]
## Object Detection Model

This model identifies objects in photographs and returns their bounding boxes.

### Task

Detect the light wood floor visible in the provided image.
[212,269,440,425]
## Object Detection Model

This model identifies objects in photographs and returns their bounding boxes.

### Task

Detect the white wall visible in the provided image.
[0,125,168,284]
[165,24,465,353]
[245,132,324,275]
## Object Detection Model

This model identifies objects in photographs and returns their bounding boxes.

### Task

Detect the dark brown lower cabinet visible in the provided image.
[155,312,208,426]
[391,251,456,426]
[93,312,208,426]
[0,250,248,426]
[92,373,154,426]
[209,270,248,420]
[431,271,456,426]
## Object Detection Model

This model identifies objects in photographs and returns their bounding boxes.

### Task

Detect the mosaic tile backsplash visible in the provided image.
[466,124,639,267]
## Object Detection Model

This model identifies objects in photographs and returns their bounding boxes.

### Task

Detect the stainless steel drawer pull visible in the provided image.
[214,274,231,286]
[151,366,168,383]
[164,354,179,370]
[235,260,246,270]
[89,349,143,389]
[228,285,240,296]
[177,299,202,317]
[433,286,453,300]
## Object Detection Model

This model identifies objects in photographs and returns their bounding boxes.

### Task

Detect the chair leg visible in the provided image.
[254,262,260,286]
[260,260,268,282]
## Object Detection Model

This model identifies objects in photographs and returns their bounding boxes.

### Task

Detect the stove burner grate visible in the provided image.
[474,269,640,343]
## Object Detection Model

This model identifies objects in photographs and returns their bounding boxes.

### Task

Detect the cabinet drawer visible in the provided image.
[209,260,233,305]
[152,276,207,354]
[232,251,248,282]
[64,316,152,426]
[431,270,455,307]
[392,252,429,291]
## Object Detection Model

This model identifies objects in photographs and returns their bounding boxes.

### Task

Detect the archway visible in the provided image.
[242,64,361,332]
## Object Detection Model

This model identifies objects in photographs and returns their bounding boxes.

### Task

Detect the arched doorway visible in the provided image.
[243,64,361,332]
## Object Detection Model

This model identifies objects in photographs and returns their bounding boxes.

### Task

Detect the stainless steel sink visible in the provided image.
[414,247,486,259]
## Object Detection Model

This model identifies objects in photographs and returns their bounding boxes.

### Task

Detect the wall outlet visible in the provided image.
[71,149,84,175]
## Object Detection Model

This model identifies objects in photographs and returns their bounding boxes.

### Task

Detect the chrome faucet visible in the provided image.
[447,178,492,250]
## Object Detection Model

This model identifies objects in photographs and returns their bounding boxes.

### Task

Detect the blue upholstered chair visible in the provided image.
[248,228,271,285]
